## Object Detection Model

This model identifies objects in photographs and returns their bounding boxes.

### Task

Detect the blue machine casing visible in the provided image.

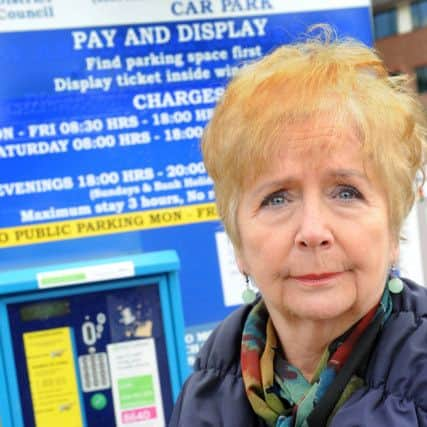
[0,250,187,427]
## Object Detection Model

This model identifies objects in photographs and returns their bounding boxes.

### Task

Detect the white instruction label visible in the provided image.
[107,339,164,427]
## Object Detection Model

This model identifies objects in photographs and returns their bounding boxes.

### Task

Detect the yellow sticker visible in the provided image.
[23,327,83,427]
[0,202,218,248]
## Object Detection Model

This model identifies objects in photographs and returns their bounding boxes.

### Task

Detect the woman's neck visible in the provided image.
[268,307,360,382]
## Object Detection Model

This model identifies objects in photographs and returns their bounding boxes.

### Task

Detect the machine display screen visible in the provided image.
[19,300,71,322]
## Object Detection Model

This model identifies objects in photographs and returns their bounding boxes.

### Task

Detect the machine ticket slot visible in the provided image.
[23,327,83,427]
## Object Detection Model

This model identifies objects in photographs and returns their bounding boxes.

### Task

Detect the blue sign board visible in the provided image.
[0,1,373,364]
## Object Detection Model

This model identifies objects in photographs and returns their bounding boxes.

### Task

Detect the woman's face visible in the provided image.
[236,119,398,324]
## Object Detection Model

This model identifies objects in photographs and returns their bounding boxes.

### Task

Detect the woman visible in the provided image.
[169,28,427,426]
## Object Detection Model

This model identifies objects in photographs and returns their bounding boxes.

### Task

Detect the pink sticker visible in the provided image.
[121,407,157,423]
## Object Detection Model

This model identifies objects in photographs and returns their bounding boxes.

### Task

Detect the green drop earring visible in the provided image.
[242,274,257,304]
[388,266,404,294]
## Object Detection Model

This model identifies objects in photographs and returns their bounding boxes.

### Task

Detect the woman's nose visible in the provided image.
[294,201,334,249]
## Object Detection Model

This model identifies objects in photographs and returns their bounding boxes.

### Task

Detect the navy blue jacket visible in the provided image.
[169,279,427,426]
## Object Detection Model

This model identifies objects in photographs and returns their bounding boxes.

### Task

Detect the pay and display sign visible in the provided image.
[0,0,372,359]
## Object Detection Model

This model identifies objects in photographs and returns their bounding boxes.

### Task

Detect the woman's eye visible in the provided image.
[334,185,363,201]
[261,191,289,207]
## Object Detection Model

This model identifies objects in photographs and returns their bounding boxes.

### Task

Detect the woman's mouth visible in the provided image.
[291,272,343,286]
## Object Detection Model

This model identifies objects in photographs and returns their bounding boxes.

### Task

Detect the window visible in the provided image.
[411,0,427,29]
[374,8,398,39]
[415,66,427,93]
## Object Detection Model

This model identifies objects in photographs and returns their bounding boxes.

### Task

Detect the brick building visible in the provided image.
[373,0,427,105]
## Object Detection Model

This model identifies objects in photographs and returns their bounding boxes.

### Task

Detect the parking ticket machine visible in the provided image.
[0,250,187,427]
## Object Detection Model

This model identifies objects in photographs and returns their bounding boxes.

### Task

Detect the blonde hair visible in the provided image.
[202,26,427,247]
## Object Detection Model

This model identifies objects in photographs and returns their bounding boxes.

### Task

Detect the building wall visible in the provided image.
[373,1,427,106]
[375,27,427,104]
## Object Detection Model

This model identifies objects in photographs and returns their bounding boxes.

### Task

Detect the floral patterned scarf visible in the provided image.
[241,289,392,427]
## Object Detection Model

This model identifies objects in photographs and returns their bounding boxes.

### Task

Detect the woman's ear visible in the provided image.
[234,249,248,276]
[390,240,400,266]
